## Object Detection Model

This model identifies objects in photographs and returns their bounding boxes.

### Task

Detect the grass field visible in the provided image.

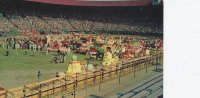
[0,47,102,89]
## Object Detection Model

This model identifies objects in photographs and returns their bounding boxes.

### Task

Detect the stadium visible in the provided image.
[0,0,163,98]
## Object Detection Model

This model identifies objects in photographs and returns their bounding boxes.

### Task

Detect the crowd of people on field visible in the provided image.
[0,33,163,66]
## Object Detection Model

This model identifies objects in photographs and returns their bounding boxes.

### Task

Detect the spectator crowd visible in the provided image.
[0,2,163,36]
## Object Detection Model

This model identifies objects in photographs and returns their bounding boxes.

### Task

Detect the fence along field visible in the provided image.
[1,53,162,98]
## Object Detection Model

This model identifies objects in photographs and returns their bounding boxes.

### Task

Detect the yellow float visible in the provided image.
[145,49,151,56]
[102,47,118,66]
[67,61,82,74]
[66,55,82,74]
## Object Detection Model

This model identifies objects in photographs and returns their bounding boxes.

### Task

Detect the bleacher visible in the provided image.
[0,1,163,36]
[107,73,163,98]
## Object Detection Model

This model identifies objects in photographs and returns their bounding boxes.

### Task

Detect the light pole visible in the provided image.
[37,71,42,98]
[37,71,41,85]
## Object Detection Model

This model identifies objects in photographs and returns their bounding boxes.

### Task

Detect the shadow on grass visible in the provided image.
[30,54,35,56]
[89,94,103,98]
[152,69,163,72]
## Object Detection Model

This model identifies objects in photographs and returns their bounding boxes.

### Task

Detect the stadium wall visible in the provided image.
[24,0,152,6]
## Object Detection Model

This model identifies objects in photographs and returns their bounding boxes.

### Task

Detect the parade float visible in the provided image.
[76,39,88,54]
[95,36,104,44]
[66,55,82,74]
[66,54,96,74]
[76,45,88,54]
[102,47,118,66]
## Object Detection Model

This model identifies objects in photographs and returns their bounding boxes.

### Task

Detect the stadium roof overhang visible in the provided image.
[24,0,152,6]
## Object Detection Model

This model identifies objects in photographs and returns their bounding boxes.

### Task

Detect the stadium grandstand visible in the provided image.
[0,0,163,37]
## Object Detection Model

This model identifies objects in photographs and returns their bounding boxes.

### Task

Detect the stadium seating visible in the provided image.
[0,2,163,36]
